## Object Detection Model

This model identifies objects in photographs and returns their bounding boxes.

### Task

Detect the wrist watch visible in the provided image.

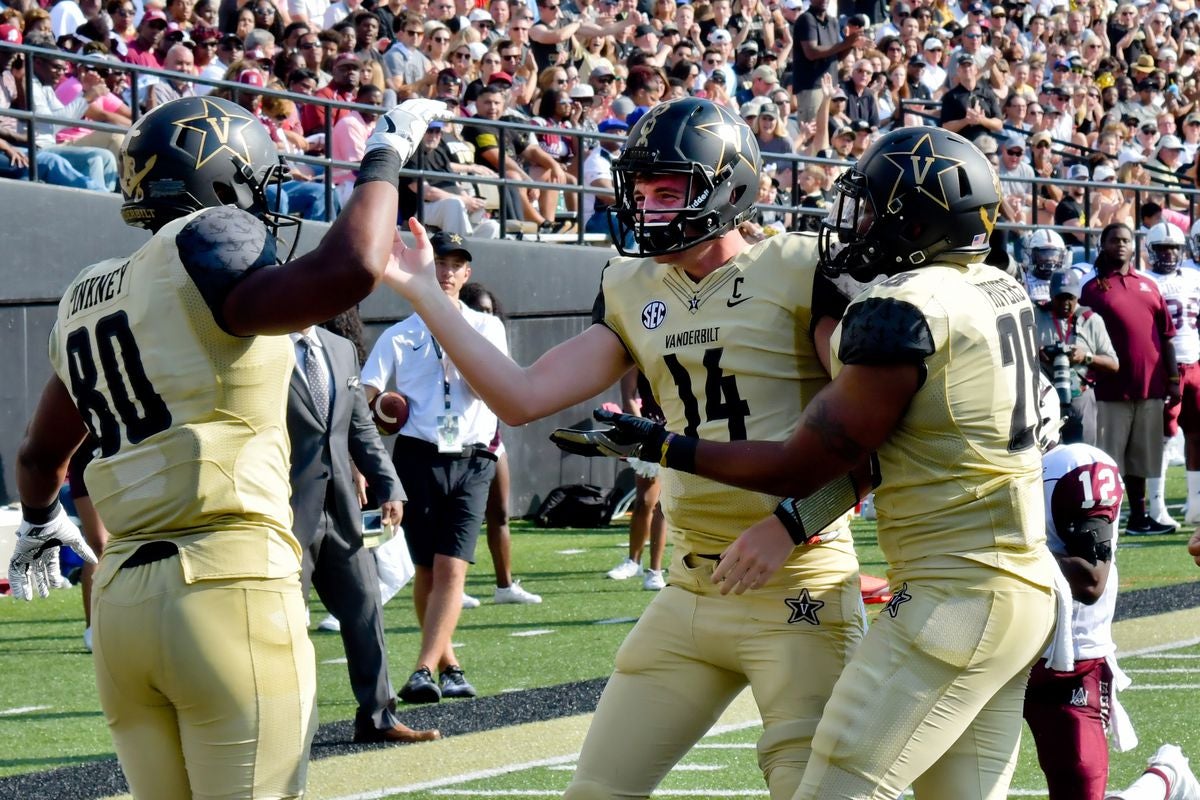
[1084,352,1094,366]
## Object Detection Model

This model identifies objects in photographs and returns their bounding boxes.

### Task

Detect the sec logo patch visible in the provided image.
[642,301,667,330]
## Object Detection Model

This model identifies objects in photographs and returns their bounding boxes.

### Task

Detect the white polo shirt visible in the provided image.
[361,305,508,446]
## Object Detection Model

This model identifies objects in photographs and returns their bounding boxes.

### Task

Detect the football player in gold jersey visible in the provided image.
[383,97,866,799]
[8,95,446,798]
[567,128,1062,799]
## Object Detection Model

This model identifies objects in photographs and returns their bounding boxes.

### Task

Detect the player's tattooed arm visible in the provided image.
[803,393,872,463]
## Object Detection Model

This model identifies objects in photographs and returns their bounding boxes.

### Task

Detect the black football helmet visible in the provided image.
[611,97,760,257]
[119,95,294,236]
[818,127,1002,281]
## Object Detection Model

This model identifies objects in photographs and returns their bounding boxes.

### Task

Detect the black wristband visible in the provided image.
[21,498,62,525]
[660,433,697,473]
[354,148,402,189]
[774,498,809,546]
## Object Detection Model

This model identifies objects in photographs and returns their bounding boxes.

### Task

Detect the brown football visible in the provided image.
[372,391,409,435]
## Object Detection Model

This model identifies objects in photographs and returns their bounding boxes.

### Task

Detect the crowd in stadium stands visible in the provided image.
[4,0,1200,244]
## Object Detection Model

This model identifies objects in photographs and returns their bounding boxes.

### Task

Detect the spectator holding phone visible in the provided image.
[791,0,867,120]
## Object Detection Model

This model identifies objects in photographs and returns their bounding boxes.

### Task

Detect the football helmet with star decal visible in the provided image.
[118,95,292,234]
[611,97,761,257]
[818,127,1001,281]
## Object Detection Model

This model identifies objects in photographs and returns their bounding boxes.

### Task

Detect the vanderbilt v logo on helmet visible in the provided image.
[611,97,761,257]
[883,133,965,212]
[171,97,260,170]
[118,96,293,236]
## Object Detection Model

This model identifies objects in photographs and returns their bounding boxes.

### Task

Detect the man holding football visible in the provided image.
[383,96,867,799]
[361,231,509,706]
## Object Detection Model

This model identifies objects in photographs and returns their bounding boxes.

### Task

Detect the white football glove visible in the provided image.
[364,98,450,165]
[8,505,98,601]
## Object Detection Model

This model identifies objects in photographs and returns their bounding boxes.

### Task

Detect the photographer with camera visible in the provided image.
[1035,268,1120,448]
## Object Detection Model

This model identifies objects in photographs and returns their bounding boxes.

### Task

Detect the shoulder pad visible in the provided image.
[838,296,935,366]
[176,207,277,336]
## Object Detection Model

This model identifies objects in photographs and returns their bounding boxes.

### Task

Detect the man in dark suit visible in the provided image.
[287,324,440,744]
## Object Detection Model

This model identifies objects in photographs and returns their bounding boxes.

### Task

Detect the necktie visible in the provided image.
[302,336,330,423]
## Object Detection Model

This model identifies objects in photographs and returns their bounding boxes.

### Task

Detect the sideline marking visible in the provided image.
[0,705,51,716]
[322,700,764,800]
[512,629,554,637]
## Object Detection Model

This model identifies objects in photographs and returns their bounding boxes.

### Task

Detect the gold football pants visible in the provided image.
[92,556,316,799]
[793,574,1056,800]
[565,552,865,800]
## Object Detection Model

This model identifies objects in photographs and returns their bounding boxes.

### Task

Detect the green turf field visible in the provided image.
[1,471,1199,799]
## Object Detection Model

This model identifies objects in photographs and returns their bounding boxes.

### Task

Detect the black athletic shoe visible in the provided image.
[1126,516,1177,536]
[399,667,441,704]
[439,665,478,699]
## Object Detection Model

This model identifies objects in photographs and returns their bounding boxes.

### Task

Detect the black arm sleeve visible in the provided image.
[837,297,935,373]
[810,269,856,337]
[176,207,279,336]
[590,261,611,326]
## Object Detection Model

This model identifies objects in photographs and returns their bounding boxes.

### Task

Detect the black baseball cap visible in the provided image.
[431,231,472,260]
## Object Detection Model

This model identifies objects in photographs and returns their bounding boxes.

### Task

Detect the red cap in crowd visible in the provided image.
[0,24,22,44]
[238,69,265,87]
[140,8,168,25]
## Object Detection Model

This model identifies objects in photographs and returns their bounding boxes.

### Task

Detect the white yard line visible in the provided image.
[0,705,51,716]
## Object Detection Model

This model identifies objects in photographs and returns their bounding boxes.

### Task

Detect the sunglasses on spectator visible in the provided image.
[431,36,450,43]
[254,5,275,14]
[964,32,981,38]
[453,51,471,59]
[1005,147,1023,155]
[511,25,530,31]
[502,53,521,60]
[475,20,494,28]
[1034,141,1051,148]
[705,58,721,65]
[113,6,134,14]
[299,41,318,48]
[405,28,424,35]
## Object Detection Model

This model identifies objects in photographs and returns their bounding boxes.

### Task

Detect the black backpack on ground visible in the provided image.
[532,484,620,528]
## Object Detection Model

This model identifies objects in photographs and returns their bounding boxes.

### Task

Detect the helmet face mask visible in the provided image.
[611,98,760,257]
[1030,246,1065,279]
[1024,229,1067,280]
[818,128,1001,281]
[1150,243,1183,273]
[119,96,301,252]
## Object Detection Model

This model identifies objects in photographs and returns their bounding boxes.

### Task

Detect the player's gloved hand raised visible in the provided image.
[364,98,450,164]
[8,503,98,601]
[550,408,673,461]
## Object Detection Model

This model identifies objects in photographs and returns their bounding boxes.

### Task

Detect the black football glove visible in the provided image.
[550,408,670,462]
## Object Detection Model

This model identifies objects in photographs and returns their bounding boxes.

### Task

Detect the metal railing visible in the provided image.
[4,39,1200,251]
